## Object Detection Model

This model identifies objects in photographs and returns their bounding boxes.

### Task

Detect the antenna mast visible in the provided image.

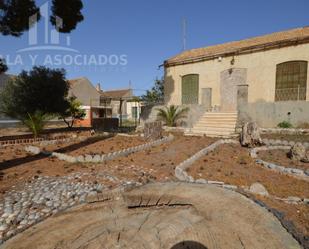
[182,18,187,51]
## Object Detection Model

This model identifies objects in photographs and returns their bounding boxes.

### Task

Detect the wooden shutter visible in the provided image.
[182,74,199,104]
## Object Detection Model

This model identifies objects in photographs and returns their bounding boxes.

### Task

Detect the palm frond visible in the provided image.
[156,105,189,127]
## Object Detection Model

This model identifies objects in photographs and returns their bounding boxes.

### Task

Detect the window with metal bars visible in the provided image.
[275,61,307,101]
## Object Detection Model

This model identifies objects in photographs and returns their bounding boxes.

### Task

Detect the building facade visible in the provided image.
[164,27,309,127]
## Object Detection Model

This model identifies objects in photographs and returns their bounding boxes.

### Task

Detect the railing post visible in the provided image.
[297,85,300,101]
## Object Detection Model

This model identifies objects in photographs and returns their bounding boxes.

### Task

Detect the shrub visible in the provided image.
[277,121,293,129]
[157,105,189,127]
[23,112,49,138]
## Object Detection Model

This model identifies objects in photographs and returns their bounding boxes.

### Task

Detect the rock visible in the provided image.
[249,183,269,196]
[85,155,93,163]
[240,122,263,147]
[24,146,41,155]
[195,179,208,184]
[92,155,101,163]
[289,143,306,161]
[300,151,309,163]
[0,225,8,231]
[76,155,85,163]
[286,196,302,204]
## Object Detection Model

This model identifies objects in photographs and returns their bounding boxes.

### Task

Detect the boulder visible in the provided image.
[289,143,306,161]
[301,151,309,163]
[249,183,269,196]
[240,122,263,147]
[24,146,41,155]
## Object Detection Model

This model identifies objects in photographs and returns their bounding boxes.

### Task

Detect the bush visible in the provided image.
[157,105,189,127]
[277,121,293,129]
[23,112,49,138]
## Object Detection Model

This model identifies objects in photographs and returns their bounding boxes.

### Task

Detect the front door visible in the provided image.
[201,88,212,110]
[220,68,247,111]
[182,74,199,104]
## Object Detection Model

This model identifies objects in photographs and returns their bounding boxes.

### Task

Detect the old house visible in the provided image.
[67,77,106,127]
[164,26,309,136]
[99,88,133,120]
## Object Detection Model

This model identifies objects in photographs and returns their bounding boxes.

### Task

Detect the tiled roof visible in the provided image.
[165,26,309,66]
[100,89,132,99]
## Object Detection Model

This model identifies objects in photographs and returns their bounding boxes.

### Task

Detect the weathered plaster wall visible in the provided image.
[165,43,309,107]
[238,100,309,127]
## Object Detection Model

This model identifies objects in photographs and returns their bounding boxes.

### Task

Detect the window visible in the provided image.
[132,107,138,119]
[182,74,199,104]
[275,61,307,101]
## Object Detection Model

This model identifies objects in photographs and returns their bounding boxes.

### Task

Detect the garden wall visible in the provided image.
[238,100,309,128]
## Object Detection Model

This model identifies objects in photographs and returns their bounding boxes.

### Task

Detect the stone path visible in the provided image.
[0,173,122,243]
[0,183,301,249]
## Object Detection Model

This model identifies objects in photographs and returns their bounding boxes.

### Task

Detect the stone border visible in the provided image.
[250,145,309,180]
[262,138,309,148]
[0,136,74,147]
[28,135,174,164]
[261,128,309,135]
[174,140,309,206]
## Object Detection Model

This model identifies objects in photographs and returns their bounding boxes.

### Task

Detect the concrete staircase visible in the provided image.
[186,112,238,137]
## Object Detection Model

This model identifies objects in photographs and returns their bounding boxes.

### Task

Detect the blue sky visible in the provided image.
[1,0,309,95]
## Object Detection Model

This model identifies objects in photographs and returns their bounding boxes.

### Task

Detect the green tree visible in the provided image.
[0,58,8,74]
[50,0,84,33]
[60,96,86,128]
[0,66,70,136]
[0,0,40,37]
[141,78,164,104]
[0,0,84,71]
[157,105,189,127]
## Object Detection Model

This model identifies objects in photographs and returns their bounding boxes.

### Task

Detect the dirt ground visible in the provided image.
[187,143,309,238]
[259,149,309,171]
[0,133,216,195]
[187,143,309,198]
[0,133,308,243]
[257,196,309,242]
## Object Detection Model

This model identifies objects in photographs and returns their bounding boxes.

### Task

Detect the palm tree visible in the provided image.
[157,105,189,127]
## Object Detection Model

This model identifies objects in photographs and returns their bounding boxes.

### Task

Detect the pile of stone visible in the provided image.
[0,174,105,243]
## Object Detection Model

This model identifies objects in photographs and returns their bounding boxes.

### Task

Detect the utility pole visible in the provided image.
[182,18,187,51]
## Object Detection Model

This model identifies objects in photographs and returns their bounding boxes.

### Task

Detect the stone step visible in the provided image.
[202,114,237,118]
[185,130,239,138]
[191,130,235,136]
[203,112,237,115]
[199,116,237,120]
[192,127,236,133]
[194,122,236,128]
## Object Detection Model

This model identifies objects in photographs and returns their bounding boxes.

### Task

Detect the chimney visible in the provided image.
[96,83,101,92]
